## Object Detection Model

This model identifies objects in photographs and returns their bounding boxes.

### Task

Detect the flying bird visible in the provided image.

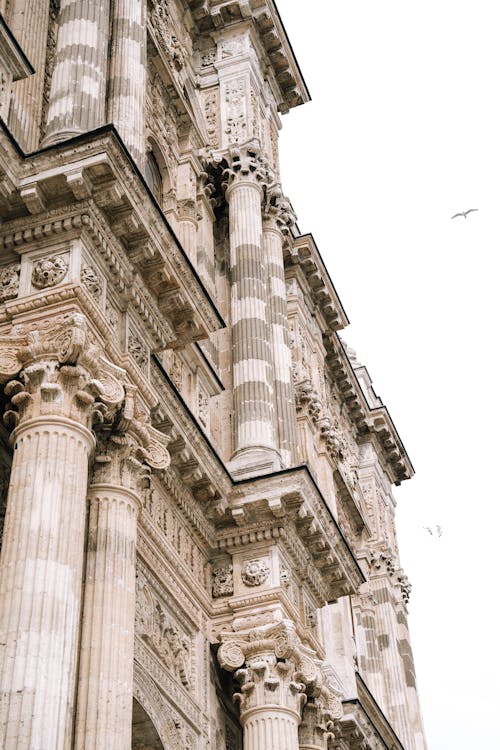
[423,525,443,538]
[451,209,478,219]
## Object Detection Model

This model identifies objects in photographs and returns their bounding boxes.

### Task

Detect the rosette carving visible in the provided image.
[31,255,68,288]
[241,558,270,587]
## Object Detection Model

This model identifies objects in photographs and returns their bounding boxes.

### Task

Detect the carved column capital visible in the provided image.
[92,388,171,496]
[299,691,343,750]
[219,620,330,710]
[263,182,297,238]
[222,140,270,194]
[0,314,126,433]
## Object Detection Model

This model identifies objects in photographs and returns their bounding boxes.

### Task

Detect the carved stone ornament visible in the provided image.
[241,558,270,587]
[0,263,20,302]
[31,254,68,289]
[0,314,126,430]
[81,263,103,303]
[136,578,191,689]
[212,564,233,598]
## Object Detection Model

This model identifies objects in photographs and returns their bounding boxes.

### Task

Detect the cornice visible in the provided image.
[0,122,225,349]
[186,0,310,112]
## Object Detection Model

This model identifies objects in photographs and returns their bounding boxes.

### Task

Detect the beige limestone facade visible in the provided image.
[0,2,427,749]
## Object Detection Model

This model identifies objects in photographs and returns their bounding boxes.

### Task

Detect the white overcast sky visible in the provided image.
[277,2,500,747]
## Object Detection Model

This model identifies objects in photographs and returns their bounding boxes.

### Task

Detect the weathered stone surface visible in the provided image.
[0,3,426,750]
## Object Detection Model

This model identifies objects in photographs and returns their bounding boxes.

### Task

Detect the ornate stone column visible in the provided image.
[74,390,170,750]
[7,0,51,150]
[223,142,279,474]
[218,622,342,750]
[0,314,123,750]
[44,0,111,144]
[370,551,414,750]
[262,184,298,468]
[107,0,146,167]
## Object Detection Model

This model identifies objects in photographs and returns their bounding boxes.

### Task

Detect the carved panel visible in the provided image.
[0,263,20,302]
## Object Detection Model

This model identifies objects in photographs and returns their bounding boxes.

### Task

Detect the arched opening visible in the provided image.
[131,698,164,750]
[144,150,163,205]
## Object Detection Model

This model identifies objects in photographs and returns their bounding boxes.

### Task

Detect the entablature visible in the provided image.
[0,123,224,349]
[214,467,365,604]
[186,0,310,113]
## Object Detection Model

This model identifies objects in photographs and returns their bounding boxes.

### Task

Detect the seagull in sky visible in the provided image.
[423,525,443,537]
[451,209,478,219]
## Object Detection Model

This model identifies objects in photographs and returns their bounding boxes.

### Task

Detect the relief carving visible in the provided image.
[81,263,103,303]
[212,564,233,598]
[31,254,68,289]
[0,263,20,302]
[136,578,192,690]
[241,558,270,587]
[224,78,247,145]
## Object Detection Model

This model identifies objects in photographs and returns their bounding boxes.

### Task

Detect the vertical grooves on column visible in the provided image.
[44,0,110,144]
[0,423,90,750]
[230,181,276,458]
[75,489,137,750]
[374,582,413,750]
[263,225,298,467]
[8,0,51,150]
[107,0,146,167]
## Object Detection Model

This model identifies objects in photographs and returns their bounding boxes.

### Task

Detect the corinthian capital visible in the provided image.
[92,384,170,493]
[222,139,270,191]
[0,314,125,430]
[217,620,335,717]
[263,182,297,236]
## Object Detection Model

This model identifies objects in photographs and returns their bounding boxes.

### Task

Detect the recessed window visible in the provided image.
[144,151,162,204]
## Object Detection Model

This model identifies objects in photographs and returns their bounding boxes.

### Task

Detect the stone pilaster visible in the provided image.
[107,0,146,167]
[0,314,124,750]
[263,184,298,468]
[394,577,427,750]
[224,142,279,474]
[218,622,342,750]
[7,0,50,150]
[369,552,414,750]
[351,586,386,710]
[177,199,198,264]
[44,0,111,144]
[74,390,170,750]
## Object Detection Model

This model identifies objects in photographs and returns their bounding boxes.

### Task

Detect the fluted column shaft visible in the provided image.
[262,221,297,468]
[0,416,94,750]
[352,594,386,711]
[242,706,300,750]
[227,178,276,465]
[372,578,413,750]
[74,484,139,750]
[7,0,51,150]
[44,0,110,144]
[177,213,198,264]
[107,0,146,167]
[395,601,427,750]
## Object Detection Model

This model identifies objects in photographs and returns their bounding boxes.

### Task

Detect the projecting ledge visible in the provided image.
[214,465,365,603]
[0,123,224,349]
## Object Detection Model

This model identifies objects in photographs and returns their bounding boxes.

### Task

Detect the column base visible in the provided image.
[228,446,283,480]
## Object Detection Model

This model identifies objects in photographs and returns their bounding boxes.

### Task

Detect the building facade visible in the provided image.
[0,2,427,749]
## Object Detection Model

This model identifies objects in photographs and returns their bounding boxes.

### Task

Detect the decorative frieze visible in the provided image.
[136,578,192,690]
[80,262,104,304]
